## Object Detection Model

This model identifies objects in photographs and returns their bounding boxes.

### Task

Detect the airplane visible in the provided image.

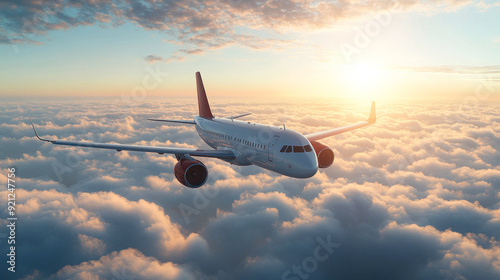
[30,72,376,188]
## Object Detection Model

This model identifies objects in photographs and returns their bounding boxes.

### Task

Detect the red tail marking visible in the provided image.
[196,72,214,119]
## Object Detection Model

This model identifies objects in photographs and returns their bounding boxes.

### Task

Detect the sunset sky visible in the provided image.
[1,0,500,101]
[1,1,500,280]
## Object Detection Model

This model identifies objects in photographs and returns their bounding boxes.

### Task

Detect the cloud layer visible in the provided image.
[0,98,499,279]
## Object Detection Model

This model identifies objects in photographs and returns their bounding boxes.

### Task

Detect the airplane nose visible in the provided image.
[301,166,318,178]
[296,155,318,178]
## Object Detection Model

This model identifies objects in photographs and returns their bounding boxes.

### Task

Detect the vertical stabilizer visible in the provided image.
[196,72,214,119]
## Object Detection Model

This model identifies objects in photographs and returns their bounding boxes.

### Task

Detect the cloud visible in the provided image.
[0,0,495,50]
[0,98,499,279]
[397,65,500,74]
[395,65,500,82]
[179,48,204,55]
[53,248,194,280]
[1,187,208,278]
[144,54,164,63]
[164,54,186,63]
[78,234,105,255]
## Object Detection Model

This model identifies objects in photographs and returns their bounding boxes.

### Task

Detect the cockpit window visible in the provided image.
[293,146,305,153]
[281,144,314,153]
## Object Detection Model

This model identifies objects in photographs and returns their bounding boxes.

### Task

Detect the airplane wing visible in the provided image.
[29,119,234,159]
[305,101,376,141]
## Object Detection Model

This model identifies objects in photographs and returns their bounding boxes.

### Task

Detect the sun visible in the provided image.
[345,62,382,86]
[339,62,387,99]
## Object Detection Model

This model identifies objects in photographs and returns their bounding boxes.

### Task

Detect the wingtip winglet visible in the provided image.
[29,118,51,142]
[29,117,40,138]
[367,101,376,124]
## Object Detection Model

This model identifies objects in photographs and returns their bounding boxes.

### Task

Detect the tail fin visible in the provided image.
[196,72,214,119]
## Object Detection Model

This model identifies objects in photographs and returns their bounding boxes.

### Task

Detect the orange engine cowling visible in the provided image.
[174,158,208,188]
[310,141,334,168]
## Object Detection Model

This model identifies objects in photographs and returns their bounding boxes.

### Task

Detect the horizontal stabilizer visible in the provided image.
[147,118,196,125]
[226,113,251,120]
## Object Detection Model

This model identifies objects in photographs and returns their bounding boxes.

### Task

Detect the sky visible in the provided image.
[0,0,500,101]
[0,1,500,280]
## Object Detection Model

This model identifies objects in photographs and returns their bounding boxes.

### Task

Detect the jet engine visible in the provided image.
[310,141,334,168]
[174,156,208,188]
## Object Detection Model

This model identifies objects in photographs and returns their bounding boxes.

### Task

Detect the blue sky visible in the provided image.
[1,1,499,100]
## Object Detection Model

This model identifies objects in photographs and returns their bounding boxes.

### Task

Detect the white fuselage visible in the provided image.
[194,116,318,178]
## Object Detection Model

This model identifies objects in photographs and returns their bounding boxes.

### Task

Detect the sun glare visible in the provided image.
[342,62,387,99]
[346,63,381,85]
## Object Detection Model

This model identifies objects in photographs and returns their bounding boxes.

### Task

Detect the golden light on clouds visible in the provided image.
[1,0,500,278]
[1,97,500,279]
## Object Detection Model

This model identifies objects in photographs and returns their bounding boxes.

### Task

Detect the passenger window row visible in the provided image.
[279,145,313,153]
[206,130,225,138]
[204,129,265,150]
[233,137,265,150]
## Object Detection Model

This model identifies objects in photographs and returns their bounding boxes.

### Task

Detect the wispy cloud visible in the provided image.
[395,65,500,82]
[397,65,500,74]
[144,54,164,63]
[179,48,204,55]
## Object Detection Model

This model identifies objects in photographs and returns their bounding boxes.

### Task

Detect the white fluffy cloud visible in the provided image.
[53,248,195,280]
[0,98,499,279]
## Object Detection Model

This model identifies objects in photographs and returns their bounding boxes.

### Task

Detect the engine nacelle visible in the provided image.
[310,141,334,168]
[174,158,208,188]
